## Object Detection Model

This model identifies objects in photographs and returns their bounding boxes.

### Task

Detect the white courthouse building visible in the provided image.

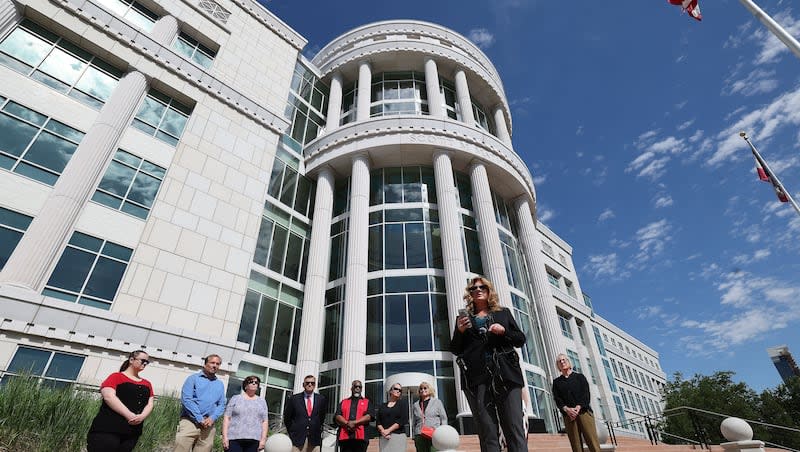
[0,0,665,434]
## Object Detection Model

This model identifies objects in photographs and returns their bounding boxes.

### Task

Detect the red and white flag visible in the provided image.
[752,150,788,202]
[753,151,769,181]
[668,0,702,21]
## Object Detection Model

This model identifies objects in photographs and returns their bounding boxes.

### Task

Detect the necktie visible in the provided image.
[306,395,312,416]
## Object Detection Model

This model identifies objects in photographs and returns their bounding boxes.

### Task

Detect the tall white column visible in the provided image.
[425,58,445,118]
[513,196,564,371]
[468,161,510,305]
[0,0,19,37]
[454,69,475,126]
[326,72,343,131]
[340,154,370,397]
[356,61,372,122]
[433,151,470,415]
[293,168,335,393]
[150,14,179,45]
[492,106,511,146]
[0,71,148,291]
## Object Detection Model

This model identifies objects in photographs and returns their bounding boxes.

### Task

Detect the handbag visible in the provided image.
[489,346,521,396]
[419,400,435,439]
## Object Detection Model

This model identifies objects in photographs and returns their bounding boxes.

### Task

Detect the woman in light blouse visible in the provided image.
[412,381,447,452]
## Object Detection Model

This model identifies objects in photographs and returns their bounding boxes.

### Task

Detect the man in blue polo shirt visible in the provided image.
[174,354,227,452]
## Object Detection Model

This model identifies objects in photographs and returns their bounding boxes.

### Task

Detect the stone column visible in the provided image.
[425,58,445,118]
[0,71,148,291]
[356,61,371,122]
[326,72,343,131]
[0,0,19,36]
[150,14,179,45]
[468,161,510,305]
[454,69,475,126]
[293,168,335,392]
[432,151,469,414]
[492,106,511,146]
[339,154,370,396]
[513,196,564,370]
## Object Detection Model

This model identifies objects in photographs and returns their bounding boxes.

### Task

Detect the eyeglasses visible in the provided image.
[135,358,150,366]
[352,385,362,389]
[469,284,488,293]
[304,381,316,386]
[245,380,260,385]
[419,387,429,392]
[391,387,402,392]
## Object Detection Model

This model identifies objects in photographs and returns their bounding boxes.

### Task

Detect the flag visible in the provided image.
[752,150,789,202]
[668,0,702,21]
[752,151,769,181]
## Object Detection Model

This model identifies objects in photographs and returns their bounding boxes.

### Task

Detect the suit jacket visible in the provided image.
[283,392,328,447]
[411,398,448,436]
[450,307,526,389]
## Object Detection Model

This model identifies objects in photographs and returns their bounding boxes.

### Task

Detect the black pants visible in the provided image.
[229,438,260,452]
[464,384,527,452]
[87,431,140,452]
[338,439,368,452]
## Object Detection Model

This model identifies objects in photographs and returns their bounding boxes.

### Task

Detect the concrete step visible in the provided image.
[363,433,786,452]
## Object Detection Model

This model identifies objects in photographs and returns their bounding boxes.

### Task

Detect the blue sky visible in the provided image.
[266,0,800,391]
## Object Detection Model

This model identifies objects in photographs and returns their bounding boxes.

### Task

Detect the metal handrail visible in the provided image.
[663,406,800,435]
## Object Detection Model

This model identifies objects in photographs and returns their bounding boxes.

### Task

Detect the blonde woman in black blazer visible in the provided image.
[411,381,447,452]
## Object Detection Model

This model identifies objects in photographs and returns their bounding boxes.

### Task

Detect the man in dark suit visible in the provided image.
[283,375,328,452]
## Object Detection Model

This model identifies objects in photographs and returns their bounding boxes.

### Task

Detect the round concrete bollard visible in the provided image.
[720,417,754,442]
[264,433,293,452]
[596,419,609,444]
[432,424,460,451]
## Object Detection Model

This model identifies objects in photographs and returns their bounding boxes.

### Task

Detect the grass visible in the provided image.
[0,374,191,452]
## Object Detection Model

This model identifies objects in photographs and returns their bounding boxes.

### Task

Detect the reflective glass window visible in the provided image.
[369,72,428,118]
[238,274,303,364]
[286,62,326,149]
[3,346,84,389]
[0,206,33,270]
[173,32,216,69]
[472,100,495,134]
[252,205,310,284]
[92,149,165,219]
[43,232,132,309]
[367,207,442,271]
[0,21,122,108]
[0,98,85,185]
[132,90,191,146]
[439,79,458,120]
[95,0,158,31]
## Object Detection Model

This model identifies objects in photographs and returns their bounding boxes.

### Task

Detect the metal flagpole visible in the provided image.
[739,0,800,61]
[739,132,800,218]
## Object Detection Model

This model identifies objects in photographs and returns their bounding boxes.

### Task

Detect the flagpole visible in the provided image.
[739,132,800,218]
[739,0,800,61]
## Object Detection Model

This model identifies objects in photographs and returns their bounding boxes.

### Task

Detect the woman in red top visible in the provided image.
[86,350,155,452]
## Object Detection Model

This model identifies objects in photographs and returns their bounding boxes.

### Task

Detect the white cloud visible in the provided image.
[533,174,547,185]
[634,219,672,261]
[677,119,695,131]
[576,125,584,136]
[537,206,555,223]
[598,208,615,222]
[626,134,686,180]
[583,253,629,280]
[654,194,674,208]
[723,68,779,97]
[752,10,800,64]
[467,28,495,49]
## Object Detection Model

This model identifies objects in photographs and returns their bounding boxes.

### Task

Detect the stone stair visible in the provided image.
[364,433,786,451]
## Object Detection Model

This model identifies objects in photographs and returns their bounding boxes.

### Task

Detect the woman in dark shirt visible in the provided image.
[376,383,408,452]
[87,350,155,452]
[451,276,527,452]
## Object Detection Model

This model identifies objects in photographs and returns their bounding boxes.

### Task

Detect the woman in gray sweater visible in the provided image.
[411,381,448,452]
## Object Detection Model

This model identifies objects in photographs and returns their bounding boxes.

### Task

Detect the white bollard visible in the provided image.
[264,433,293,452]
[720,417,764,452]
[432,425,460,452]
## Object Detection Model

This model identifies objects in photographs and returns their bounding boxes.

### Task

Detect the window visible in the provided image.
[439,79,458,120]
[132,90,191,146]
[558,313,573,339]
[541,241,553,256]
[43,232,132,309]
[559,253,568,267]
[586,360,597,384]
[253,204,311,283]
[92,149,165,219]
[173,32,216,69]
[620,388,630,409]
[0,21,122,108]
[564,279,577,297]
[237,273,303,364]
[610,359,619,377]
[285,62,326,147]
[613,395,626,423]
[370,72,428,118]
[547,270,560,288]
[94,0,158,31]
[0,97,85,185]
[602,358,617,392]
[367,208,443,271]
[267,157,315,217]
[369,167,437,205]
[2,346,84,388]
[0,206,32,270]
[471,100,494,134]
[566,350,581,373]
[593,325,607,356]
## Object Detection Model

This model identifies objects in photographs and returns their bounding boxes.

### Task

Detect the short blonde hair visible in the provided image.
[462,276,502,314]
[555,353,573,371]
[418,381,435,397]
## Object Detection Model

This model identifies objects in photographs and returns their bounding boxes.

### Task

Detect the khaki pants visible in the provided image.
[174,418,215,452]
[563,410,601,452]
[292,439,320,452]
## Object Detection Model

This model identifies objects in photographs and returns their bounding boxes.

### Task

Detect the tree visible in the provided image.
[757,377,800,448]
[661,371,759,445]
